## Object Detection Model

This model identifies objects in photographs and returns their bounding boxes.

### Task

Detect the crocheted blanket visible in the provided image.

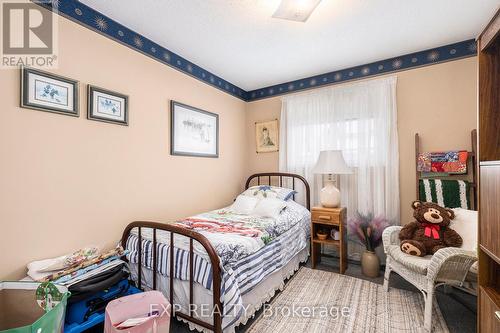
[419,179,470,209]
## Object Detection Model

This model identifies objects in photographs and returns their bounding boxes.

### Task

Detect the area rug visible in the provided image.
[246,267,449,333]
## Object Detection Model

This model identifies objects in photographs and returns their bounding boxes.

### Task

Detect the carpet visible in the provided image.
[246,267,449,333]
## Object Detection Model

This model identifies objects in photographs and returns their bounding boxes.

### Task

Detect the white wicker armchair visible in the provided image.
[382,226,477,332]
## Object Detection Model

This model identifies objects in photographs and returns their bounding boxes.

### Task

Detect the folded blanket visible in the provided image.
[39,247,125,282]
[419,179,470,209]
[55,259,125,287]
[417,151,468,174]
[27,247,99,281]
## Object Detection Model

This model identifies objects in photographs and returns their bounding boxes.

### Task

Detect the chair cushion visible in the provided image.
[387,245,432,275]
[469,261,478,275]
[450,208,478,253]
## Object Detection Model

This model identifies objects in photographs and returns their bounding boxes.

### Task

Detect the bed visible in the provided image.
[120,172,311,333]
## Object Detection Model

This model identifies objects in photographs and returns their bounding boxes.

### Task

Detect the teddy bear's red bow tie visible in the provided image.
[422,223,441,239]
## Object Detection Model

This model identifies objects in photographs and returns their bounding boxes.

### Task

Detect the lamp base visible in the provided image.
[320,180,340,208]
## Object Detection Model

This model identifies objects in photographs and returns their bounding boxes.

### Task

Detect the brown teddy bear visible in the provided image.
[399,201,463,257]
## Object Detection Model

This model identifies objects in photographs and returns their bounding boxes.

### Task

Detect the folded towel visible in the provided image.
[27,255,68,281]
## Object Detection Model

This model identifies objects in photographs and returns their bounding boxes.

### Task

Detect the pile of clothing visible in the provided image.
[27,246,129,307]
[26,246,136,333]
[27,247,126,291]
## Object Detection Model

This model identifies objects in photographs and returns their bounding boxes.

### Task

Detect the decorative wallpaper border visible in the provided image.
[35,1,477,103]
[246,39,477,101]
[34,0,249,101]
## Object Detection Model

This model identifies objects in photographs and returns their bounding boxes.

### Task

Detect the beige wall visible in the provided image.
[245,57,478,223]
[0,15,247,279]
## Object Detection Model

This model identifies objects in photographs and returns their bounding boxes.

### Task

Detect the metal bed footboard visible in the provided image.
[121,172,310,333]
[121,221,223,333]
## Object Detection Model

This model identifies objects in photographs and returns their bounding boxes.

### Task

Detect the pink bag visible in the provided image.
[104,291,170,333]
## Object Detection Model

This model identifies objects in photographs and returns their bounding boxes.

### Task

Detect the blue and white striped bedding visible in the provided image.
[125,200,310,329]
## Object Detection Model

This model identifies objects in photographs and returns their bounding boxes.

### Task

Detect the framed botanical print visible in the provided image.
[21,67,79,116]
[170,101,219,158]
[255,119,279,153]
[87,85,128,126]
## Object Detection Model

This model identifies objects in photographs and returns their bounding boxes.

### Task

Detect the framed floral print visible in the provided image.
[21,67,79,116]
[170,101,219,158]
[255,119,279,153]
[87,85,128,126]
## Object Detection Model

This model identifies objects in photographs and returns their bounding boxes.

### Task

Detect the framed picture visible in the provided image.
[256,119,279,153]
[170,101,219,158]
[87,85,128,126]
[21,67,79,116]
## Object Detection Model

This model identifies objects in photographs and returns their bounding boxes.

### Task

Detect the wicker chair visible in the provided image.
[382,226,477,332]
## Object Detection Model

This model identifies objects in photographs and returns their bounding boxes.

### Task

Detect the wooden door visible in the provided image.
[480,163,500,260]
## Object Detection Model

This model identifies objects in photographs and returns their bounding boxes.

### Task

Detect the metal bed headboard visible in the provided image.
[245,172,311,210]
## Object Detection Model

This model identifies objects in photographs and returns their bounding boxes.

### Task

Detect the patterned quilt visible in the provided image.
[174,202,307,266]
[417,150,468,174]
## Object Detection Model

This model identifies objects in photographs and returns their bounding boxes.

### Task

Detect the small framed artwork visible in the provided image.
[255,119,279,153]
[21,67,79,116]
[87,85,128,126]
[170,101,219,158]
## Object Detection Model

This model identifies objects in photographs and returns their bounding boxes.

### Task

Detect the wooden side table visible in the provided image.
[310,206,347,274]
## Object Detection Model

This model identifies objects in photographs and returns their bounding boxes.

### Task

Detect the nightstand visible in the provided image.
[311,206,347,274]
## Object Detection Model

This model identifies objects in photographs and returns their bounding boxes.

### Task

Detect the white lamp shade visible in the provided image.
[312,150,352,175]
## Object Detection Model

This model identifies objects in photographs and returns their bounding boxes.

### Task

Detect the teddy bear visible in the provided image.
[399,200,463,257]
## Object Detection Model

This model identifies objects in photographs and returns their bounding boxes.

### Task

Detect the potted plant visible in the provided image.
[348,213,389,278]
[316,227,329,241]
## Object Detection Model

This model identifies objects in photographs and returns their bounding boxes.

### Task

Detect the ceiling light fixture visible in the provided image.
[272,0,322,23]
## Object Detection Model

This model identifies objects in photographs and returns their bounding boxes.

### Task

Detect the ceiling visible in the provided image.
[80,0,499,91]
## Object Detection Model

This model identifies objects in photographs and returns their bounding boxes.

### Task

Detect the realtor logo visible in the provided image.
[1,0,58,68]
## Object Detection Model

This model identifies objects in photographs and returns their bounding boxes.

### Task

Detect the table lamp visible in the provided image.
[312,150,352,208]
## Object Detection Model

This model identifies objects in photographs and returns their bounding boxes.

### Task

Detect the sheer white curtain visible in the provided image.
[280,77,399,258]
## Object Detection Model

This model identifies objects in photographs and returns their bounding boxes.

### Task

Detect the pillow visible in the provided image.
[252,197,287,218]
[450,208,478,252]
[230,195,260,215]
[243,185,297,201]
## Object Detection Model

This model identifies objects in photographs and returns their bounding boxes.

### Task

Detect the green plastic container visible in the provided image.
[0,281,69,333]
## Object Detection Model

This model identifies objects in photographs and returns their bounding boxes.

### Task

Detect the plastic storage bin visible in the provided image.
[64,279,142,333]
[0,281,69,333]
[104,291,170,333]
